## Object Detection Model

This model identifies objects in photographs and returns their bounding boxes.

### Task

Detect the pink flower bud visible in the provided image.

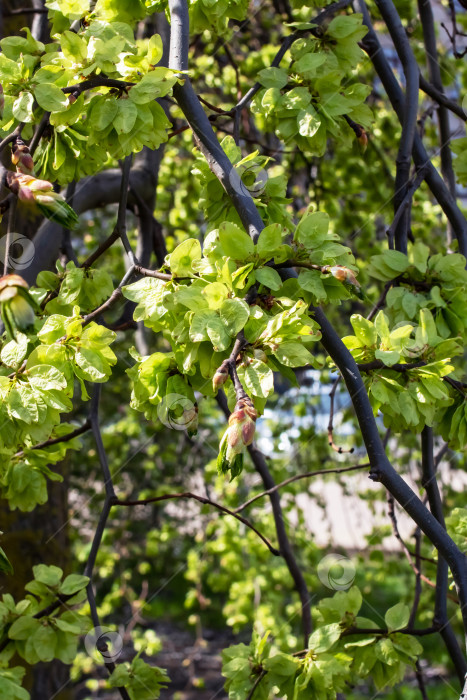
[27,178,53,193]
[323,265,359,288]
[224,397,258,462]
[18,186,35,203]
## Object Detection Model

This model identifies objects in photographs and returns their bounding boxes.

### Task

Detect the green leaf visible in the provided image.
[327,14,367,38]
[219,298,250,336]
[243,360,274,398]
[0,545,13,575]
[308,622,342,653]
[12,92,34,122]
[0,667,29,700]
[272,342,314,367]
[206,315,231,352]
[34,83,68,112]
[256,223,283,258]
[33,564,63,587]
[385,603,410,632]
[113,99,138,134]
[374,349,400,366]
[8,616,40,640]
[60,30,88,63]
[410,241,430,274]
[74,347,107,381]
[202,282,229,309]
[255,266,282,291]
[298,107,322,138]
[59,573,89,595]
[128,68,178,103]
[168,238,202,276]
[350,315,377,346]
[190,310,217,343]
[295,210,329,247]
[33,624,57,662]
[374,311,390,341]
[45,0,89,19]
[90,97,119,130]
[257,67,288,89]
[298,269,326,301]
[27,365,67,391]
[368,251,409,281]
[293,52,326,77]
[1,334,28,368]
[417,308,439,346]
[219,222,255,260]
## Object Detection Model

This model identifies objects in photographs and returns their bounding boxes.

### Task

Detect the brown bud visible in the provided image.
[212,365,229,393]
[358,129,368,152]
[12,142,34,174]
[323,265,360,288]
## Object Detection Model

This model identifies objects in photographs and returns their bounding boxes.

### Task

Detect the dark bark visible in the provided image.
[359,0,467,257]
[375,0,419,253]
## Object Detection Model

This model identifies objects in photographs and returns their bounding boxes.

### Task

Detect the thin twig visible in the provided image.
[133,264,172,281]
[114,493,280,556]
[234,463,370,513]
[14,420,91,459]
[246,670,267,700]
[82,265,135,326]
[81,227,120,269]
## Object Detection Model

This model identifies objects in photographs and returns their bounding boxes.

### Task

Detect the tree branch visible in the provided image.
[168,0,265,242]
[359,0,467,258]
[375,0,419,254]
[417,0,457,247]
[420,426,467,684]
[314,306,467,637]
